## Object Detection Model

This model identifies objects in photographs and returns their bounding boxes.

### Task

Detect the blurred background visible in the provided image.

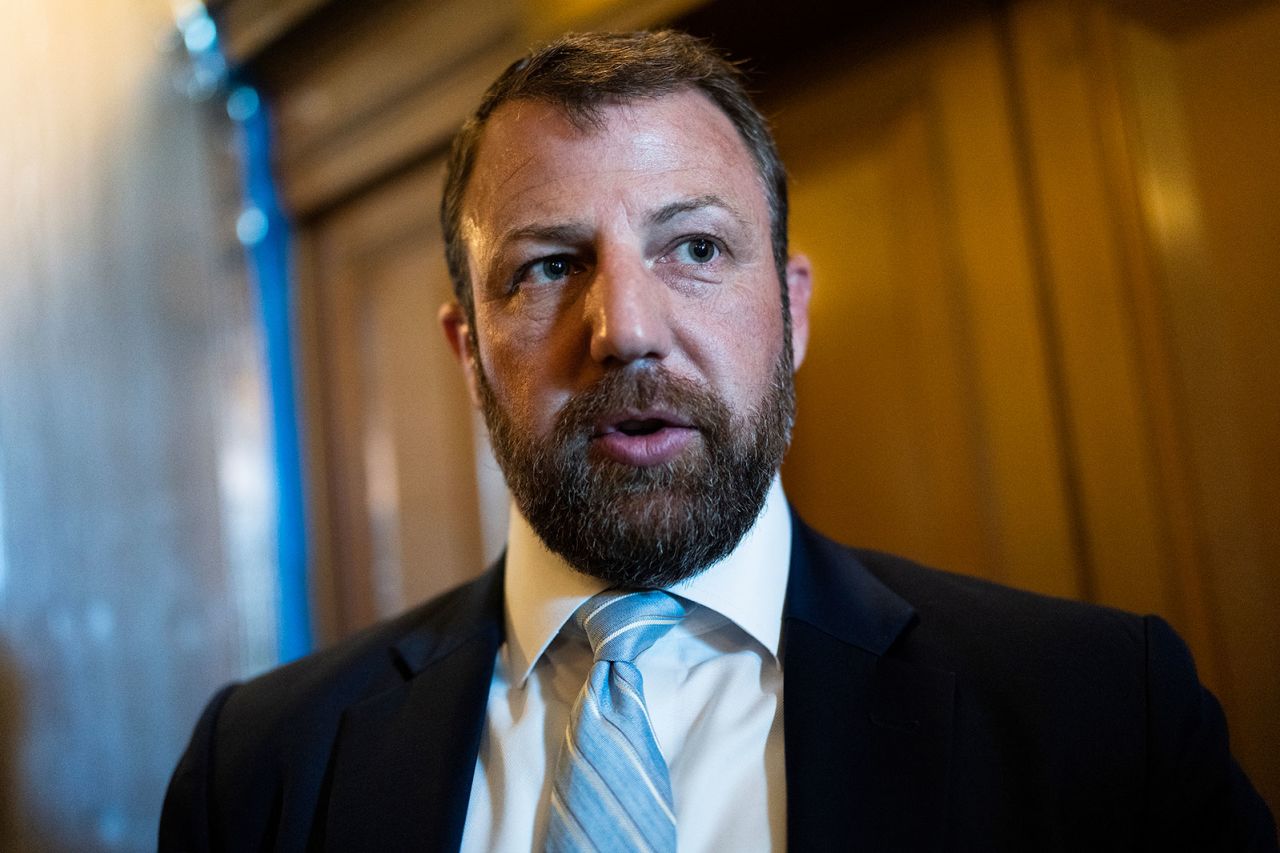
[1,0,1277,848]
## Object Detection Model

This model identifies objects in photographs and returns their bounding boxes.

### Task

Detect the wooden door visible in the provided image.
[1014,0,1280,808]
[300,163,507,636]
[777,9,1083,601]
[772,0,1280,810]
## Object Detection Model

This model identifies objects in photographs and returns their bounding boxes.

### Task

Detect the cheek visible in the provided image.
[687,288,787,401]
[475,321,572,434]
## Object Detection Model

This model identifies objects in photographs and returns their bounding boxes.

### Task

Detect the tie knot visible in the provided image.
[576,590,686,663]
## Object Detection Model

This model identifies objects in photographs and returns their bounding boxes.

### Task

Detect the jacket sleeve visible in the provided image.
[158,683,239,853]
[1144,615,1278,851]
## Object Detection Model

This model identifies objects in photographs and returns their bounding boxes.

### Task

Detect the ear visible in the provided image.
[785,253,813,370]
[438,301,483,409]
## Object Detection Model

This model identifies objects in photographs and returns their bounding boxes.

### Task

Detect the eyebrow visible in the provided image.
[496,194,749,250]
[646,194,749,229]
[501,222,592,247]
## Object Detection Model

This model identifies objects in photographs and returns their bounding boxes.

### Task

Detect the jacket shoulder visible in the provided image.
[792,522,1150,709]
[159,567,502,851]
[223,568,500,737]
[797,527,1277,848]
[832,536,1148,666]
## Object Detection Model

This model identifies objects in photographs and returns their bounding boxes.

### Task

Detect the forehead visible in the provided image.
[460,90,767,244]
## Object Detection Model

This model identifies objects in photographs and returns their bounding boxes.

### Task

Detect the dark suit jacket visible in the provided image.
[160,517,1278,851]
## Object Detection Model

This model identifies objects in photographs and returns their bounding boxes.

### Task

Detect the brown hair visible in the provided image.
[439,29,789,321]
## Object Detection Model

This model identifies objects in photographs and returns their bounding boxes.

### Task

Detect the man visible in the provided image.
[161,30,1277,852]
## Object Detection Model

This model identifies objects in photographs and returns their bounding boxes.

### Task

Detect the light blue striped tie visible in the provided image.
[546,589,685,853]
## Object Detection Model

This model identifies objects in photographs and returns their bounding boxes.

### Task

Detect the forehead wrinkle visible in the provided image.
[469,97,764,263]
[487,164,691,237]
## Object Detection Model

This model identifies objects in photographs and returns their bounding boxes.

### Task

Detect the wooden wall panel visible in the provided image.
[997,0,1280,810]
[777,0,1279,810]
[304,161,496,638]
[265,0,521,216]
[1111,0,1280,812]
[1006,0,1198,625]
[779,11,1083,598]
[208,0,330,66]
[357,212,485,612]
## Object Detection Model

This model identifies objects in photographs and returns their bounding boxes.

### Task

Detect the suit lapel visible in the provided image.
[782,519,955,851]
[311,522,957,850]
[320,567,504,853]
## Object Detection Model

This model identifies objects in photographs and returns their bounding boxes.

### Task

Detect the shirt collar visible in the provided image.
[503,475,793,685]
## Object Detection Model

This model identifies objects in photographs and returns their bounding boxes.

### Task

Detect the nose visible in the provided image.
[586,254,673,367]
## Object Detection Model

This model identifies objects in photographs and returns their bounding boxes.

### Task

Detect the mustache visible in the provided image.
[552,366,730,442]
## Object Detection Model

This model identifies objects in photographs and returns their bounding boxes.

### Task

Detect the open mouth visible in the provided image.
[614,418,672,437]
[592,411,698,466]
[595,410,693,438]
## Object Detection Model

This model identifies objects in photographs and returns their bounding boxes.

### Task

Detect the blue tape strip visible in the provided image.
[233,84,313,662]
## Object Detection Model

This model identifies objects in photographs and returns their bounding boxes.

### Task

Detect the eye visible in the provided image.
[674,237,720,264]
[538,256,571,280]
[515,254,579,289]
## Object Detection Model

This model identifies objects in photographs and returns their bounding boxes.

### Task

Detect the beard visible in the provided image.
[476,346,796,588]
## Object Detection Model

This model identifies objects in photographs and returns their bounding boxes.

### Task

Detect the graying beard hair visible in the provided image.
[478,350,795,587]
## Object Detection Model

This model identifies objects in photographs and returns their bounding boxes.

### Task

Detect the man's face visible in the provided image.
[441,90,811,585]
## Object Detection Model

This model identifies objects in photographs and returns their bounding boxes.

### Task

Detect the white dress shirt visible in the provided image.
[459,476,792,852]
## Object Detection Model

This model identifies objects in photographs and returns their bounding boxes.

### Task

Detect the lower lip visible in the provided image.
[591,427,699,466]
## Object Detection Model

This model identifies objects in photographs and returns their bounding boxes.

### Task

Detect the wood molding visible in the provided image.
[209,0,335,67]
